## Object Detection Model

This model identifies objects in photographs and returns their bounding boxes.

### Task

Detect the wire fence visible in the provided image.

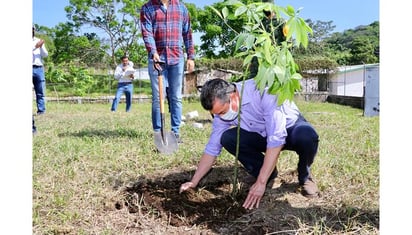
[37,68,152,104]
[38,68,366,104]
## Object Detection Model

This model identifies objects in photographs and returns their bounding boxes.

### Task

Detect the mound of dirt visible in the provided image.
[123,167,248,228]
[113,166,379,234]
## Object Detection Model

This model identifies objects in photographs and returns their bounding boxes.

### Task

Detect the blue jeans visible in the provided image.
[111,82,133,112]
[32,66,46,114]
[220,115,319,185]
[148,58,184,134]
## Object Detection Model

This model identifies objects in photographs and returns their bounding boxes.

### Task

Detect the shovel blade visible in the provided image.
[154,131,179,155]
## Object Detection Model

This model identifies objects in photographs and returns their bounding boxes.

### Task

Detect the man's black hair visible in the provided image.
[200,78,235,111]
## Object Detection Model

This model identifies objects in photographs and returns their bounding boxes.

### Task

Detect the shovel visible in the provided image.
[153,61,178,154]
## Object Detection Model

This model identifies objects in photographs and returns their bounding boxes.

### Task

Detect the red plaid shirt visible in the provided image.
[140,0,195,65]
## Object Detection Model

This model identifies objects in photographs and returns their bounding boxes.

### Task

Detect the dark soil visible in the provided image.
[115,166,379,234]
[122,167,250,230]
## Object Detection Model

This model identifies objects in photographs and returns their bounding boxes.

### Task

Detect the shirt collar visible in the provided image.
[234,82,252,106]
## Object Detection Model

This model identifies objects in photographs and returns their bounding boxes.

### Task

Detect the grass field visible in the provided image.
[32,99,379,234]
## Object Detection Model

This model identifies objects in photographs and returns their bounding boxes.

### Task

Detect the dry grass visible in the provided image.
[32,99,379,234]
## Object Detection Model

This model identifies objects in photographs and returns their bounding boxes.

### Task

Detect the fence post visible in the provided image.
[53,85,59,103]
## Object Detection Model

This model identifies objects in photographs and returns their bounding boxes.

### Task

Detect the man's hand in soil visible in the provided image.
[242,182,266,209]
[179,182,195,193]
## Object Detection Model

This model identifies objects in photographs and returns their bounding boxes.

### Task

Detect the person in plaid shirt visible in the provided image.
[140,0,195,143]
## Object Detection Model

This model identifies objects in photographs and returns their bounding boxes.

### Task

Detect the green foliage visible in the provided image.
[292,20,379,68]
[294,56,339,74]
[52,23,107,67]
[292,19,336,57]
[350,36,378,64]
[115,43,148,67]
[46,63,97,96]
[46,66,153,97]
[196,57,243,71]
[69,66,97,96]
[305,19,336,43]
[212,0,312,104]
[195,0,256,58]
[325,21,379,65]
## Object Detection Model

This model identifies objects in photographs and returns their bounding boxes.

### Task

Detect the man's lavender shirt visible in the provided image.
[204,79,301,157]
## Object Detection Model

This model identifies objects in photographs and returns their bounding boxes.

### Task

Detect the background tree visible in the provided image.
[52,22,108,67]
[35,22,118,96]
[65,0,145,67]
[195,0,258,58]
[350,36,377,64]
[292,19,339,73]
[325,21,379,65]
[293,19,335,55]
[115,43,148,68]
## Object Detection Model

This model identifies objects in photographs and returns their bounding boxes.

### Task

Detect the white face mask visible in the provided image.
[219,99,238,121]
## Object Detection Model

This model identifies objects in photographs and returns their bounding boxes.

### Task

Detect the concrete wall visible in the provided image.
[326,95,364,109]
[183,68,241,95]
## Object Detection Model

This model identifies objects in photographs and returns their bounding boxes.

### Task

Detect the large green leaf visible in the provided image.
[222,7,229,20]
[235,32,247,52]
[215,0,311,102]
[234,5,248,17]
[209,6,223,19]
[244,34,256,50]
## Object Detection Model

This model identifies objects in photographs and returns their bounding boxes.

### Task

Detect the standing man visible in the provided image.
[111,55,135,112]
[32,26,48,115]
[140,0,195,143]
[179,78,320,210]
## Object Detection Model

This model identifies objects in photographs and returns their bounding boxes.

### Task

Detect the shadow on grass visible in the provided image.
[58,128,149,139]
[117,166,379,234]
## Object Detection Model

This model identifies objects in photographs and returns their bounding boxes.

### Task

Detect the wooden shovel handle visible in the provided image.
[158,75,165,114]
[154,61,166,114]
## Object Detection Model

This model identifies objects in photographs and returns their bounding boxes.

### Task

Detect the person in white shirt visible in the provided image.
[32,26,48,115]
[111,55,135,112]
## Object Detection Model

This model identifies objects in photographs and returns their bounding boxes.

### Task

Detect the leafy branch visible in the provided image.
[210,0,312,196]
[210,0,312,104]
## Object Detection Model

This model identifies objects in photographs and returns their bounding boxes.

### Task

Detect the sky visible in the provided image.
[32,0,380,56]
[33,0,379,33]
[33,0,380,43]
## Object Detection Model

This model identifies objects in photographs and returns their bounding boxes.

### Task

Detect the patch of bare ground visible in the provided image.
[107,167,378,234]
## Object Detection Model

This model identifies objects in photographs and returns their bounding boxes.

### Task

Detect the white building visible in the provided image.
[328,63,379,116]
[328,63,379,97]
